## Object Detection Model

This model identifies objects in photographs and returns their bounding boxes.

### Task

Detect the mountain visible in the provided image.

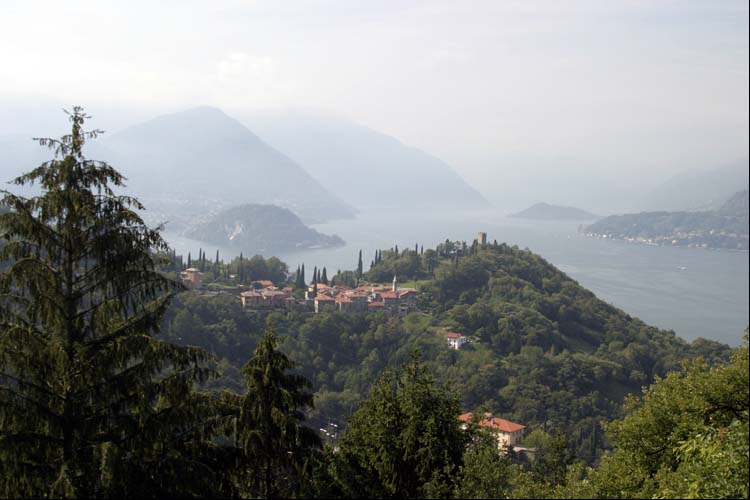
[638,160,749,212]
[185,204,344,254]
[583,190,749,250]
[244,110,490,211]
[101,107,355,225]
[510,202,599,220]
[717,189,749,217]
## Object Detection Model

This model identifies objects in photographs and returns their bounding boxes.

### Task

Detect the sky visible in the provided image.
[0,0,748,209]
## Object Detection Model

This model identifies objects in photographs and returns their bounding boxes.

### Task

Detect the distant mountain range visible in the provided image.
[186,204,344,254]
[510,203,599,221]
[100,107,356,225]
[245,110,490,211]
[584,190,749,250]
[638,159,749,212]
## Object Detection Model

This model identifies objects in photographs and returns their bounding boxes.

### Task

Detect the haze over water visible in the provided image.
[164,208,749,347]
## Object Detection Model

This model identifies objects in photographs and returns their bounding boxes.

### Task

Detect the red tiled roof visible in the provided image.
[380,292,398,299]
[315,295,335,301]
[336,296,353,303]
[485,418,525,433]
[446,332,464,339]
[368,302,385,307]
[457,412,525,433]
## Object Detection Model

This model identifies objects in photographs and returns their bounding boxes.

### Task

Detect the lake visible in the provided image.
[163,208,749,347]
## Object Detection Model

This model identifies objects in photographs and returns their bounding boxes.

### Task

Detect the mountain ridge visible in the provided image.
[102,107,356,225]
[244,110,491,211]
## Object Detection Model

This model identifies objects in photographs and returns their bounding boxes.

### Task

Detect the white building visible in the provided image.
[447,332,467,350]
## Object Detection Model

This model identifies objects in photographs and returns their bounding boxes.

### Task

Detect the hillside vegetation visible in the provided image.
[185,203,344,254]
[584,190,749,250]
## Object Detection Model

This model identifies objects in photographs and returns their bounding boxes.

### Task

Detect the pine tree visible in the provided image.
[0,108,232,498]
[235,320,321,498]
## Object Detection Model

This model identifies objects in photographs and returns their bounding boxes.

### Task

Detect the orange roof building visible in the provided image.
[458,412,526,448]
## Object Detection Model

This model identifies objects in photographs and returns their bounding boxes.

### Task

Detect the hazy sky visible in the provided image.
[1,0,748,205]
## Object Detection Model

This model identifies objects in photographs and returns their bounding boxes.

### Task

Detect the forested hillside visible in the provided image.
[1,109,746,498]
[584,190,749,250]
[161,239,734,464]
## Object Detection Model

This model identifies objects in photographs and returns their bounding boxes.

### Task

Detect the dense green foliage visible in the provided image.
[330,353,467,498]
[163,239,733,468]
[231,321,322,498]
[1,109,746,498]
[0,108,229,497]
[590,332,749,498]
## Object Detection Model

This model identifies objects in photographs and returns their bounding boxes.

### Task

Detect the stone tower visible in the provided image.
[478,232,487,246]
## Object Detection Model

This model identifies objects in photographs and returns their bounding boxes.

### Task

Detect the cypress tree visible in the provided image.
[0,108,230,497]
[301,263,306,287]
[312,266,318,285]
[187,251,192,268]
[357,250,363,279]
[321,267,328,285]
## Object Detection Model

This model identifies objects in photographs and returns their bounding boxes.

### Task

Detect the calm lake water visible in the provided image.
[163,208,749,347]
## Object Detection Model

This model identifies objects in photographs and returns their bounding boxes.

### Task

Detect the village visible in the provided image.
[180,267,476,352]
[179,255,530,454]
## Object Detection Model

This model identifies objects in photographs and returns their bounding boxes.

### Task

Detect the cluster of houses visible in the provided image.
[238,275,419,316]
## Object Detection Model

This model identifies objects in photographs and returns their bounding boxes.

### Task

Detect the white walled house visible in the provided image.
[447,332,467,350]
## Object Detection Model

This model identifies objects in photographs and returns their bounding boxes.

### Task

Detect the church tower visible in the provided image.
[392,275,397,292]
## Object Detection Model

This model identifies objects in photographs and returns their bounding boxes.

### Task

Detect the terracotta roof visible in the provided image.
[368,302,385,307]
[457,412,525,433]
[336,296,353,303]
[253,280,274,287]
[399,289,417,296]
[315,295,335,301]
[380,292,398,299]
[446,332,464,339]
[240,291,262,297]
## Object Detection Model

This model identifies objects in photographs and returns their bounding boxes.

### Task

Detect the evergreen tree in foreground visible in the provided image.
[0,108,230,498]
[235,319,321,498]
[333,352,467,498]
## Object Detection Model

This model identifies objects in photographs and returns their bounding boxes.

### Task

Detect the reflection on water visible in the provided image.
[163,208,749,346]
